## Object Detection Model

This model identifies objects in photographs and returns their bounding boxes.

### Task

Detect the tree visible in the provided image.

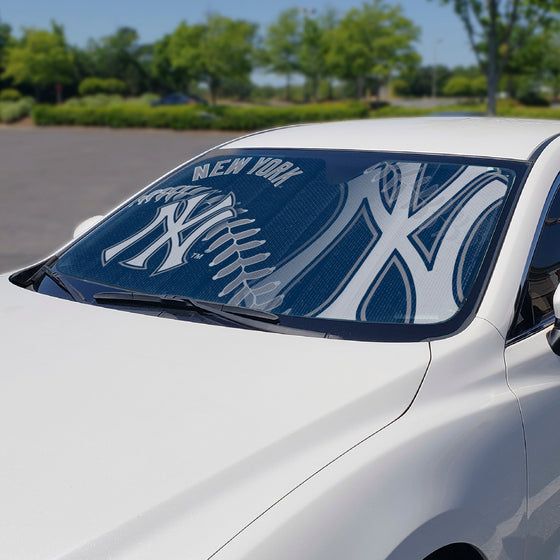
[325,0,419,99]
[432,0,560,115]
[539,33,560,101]
[2,23,74,101]
[396,64,453,97]
[84,27,152,95]
[0,18,13,90]
[164,22,206,94]
[260,8,302,100]
[298,9,337,102]
[442,74,486,96]
[166,16,256,104]
[151,31,193,94]
[198,15,257,104]
[500,29,560,100]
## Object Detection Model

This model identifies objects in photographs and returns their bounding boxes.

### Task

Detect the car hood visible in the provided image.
[0,276,430,560]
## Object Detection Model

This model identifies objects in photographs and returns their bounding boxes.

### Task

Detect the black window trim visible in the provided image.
[506,171,560,346]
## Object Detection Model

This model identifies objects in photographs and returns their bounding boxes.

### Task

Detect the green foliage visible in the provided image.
[165,22,204,92]
[0,96,34,122]
[165,16,257,104]
[82,27,152,95]
[442,76,473,96]
[2,23,74,94]
[470,75,488,97]
[64,92,159,107]
[391,78,409,97]
[371,105,432,118]
[32,101,369,130]
[519,31,560,100]
[0,87,21,101]
[0,20,11,57]
[325,0,419,98]
[0,6,422,106]
[249,84,281,103]
[65,94,124,107]
[151,33,185,93]
[132,92,160,105]
[217,102,369,129]
[370,101,488,118]
[517,91,550,107]
[298,10,337,102]
[199,15,257,104]
[260,8,302,99]
[78,77,126,96]
[433,0,560,114]
[0,19,13,91]
[441,74,487,97]
[498,104,560,118]
[395,65,453,97]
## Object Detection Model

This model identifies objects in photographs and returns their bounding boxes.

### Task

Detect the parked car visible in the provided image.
[150,92,207,106]
[5,117,560,560]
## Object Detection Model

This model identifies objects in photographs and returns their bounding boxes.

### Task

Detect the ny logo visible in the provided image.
[251,162,508,323]
[103,191,236,274]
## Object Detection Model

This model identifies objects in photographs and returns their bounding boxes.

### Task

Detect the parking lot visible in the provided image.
[0,126,238,272]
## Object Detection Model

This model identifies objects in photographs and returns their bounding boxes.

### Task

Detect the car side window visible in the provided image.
[510,188,560,338]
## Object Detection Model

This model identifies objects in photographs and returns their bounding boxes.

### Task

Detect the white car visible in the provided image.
[3,117,560,560]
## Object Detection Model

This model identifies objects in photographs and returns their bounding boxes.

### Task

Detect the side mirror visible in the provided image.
[548,285,560,355]
[73,215,104,239]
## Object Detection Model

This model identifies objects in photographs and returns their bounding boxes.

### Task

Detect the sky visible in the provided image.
[0,0,477,78]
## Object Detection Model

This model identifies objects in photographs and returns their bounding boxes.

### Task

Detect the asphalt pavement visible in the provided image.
[0,126,239,272]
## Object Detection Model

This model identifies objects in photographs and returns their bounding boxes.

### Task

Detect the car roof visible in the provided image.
[224,117,560,161]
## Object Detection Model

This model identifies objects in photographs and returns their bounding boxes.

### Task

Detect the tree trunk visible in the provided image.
[356,75,365,100]
[312,76,319,103]
[487,55,498,115]
[285,74,291,101]
[210,77,219,105]
[486,0,499,116]
[506,74,515,99]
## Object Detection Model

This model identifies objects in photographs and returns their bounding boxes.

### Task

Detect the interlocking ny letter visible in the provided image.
[103,192,236,273]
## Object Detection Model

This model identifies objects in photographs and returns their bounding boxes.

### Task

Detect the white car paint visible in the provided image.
[72,214,105,239]
[226,117,560,159]
[0,281,428,560]
[5,117,560,560]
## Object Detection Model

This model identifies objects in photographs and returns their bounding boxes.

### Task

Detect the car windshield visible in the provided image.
[52,148,524,339]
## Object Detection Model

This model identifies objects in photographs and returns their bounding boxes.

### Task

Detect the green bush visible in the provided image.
[65,94,124,107]
[78,77,127,96]
[0,88,22,102]
[64,93,159,108]
[33,104,216,129]
[443,76,473,97]
[32,101,369,130]
[470,76,488,97]
[371,105,432,118]
[124,93,160,106]
[0,97,35,123]
[517,91,550,107]
[391,79,410,97]
[370,101,489,118]
[497,105,560,119]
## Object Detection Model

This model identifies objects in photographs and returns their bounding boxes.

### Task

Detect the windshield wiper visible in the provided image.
[41,266,86,302]
[93,291,327,337]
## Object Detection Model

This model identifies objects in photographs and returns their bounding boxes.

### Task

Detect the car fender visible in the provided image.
[211,318,526,560]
